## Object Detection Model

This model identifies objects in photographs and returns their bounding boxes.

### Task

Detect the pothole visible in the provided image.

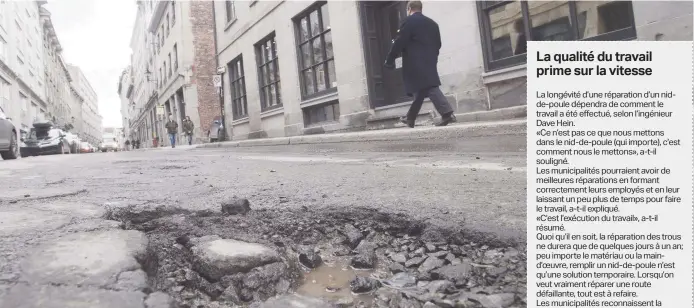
[106,200,527,308]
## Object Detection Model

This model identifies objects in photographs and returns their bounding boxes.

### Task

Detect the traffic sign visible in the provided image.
[213,75,222,88]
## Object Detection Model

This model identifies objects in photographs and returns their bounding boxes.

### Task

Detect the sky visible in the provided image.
[45,0,137,128]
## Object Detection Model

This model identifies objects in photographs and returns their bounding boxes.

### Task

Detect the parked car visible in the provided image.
[99,134,119,152]
[79,142,91,153]
[0,106,20,160]
[63,132,81,154]
[20,121,71,157]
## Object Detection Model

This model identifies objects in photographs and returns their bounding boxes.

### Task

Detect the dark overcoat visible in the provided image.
[385,12,442,97]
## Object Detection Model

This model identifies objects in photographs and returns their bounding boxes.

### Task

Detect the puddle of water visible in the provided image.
[296,255,378,305]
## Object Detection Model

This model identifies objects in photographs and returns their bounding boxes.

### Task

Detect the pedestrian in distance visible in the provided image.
[165,115,178,148]
[183,116,194,145]
[124,139,130,151]
[383,0,457,128]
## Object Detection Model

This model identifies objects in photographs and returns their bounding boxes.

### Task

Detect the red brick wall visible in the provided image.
[189,1,220,135]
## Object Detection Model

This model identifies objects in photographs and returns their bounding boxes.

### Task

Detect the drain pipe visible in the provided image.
[211,1,227,141]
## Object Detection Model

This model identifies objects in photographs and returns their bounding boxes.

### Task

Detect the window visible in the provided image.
[171,1,176,24]
[303,101,340,126]
[225,1,236,23]
[227,56,247,120]
[166,14,170,37]
[0,37,6,62]
[163,62,167,83]
[173,44,178,71]
[255,33,281,111]
[156,34,160,53]
[160,26,165,45]
[168,53,172,77]
[294,2,335,98]
[477,1,636,71]
[159,68,162,87]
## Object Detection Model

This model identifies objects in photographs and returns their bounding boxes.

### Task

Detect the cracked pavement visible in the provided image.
[0,133,526,306]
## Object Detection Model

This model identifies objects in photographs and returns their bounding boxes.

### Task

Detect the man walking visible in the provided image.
[183,116,194,145]
[384,1,456,128]
[165,115,178,148]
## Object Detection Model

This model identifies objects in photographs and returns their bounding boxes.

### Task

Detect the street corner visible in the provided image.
[0,206,72,237]
[19,229,148,288]
[2,284,147,308]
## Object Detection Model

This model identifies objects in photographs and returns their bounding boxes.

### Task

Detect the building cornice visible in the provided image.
[39,7,63,52]
[147,1,168,33]
[59,56,72,82]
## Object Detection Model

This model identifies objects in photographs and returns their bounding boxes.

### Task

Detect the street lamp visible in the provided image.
[216,65,227,141]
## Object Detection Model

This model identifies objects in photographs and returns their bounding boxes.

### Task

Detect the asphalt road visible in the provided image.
[0,134,526,306]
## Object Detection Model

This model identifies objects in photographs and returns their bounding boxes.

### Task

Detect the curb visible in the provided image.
[454,105,526,123]
[198,118,526,149]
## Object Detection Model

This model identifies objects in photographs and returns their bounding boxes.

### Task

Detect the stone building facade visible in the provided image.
[0,0,100,145]
[214,0,692,140]
[123,0,220,148]
[0,0,48,131]
[39,7,73,130]
[67,65,101,145]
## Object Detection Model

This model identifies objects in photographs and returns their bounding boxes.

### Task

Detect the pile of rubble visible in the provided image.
[112,198,526,308]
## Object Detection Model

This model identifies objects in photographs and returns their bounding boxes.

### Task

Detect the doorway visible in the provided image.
[360,1,409,109]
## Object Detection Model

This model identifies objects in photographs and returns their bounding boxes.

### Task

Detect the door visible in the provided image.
[360,1,409,109]
[379,1,409,105]
[360,2,387,108]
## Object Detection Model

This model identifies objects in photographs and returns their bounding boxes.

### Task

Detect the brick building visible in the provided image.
[214,0,692,140]
[123,0,219,148]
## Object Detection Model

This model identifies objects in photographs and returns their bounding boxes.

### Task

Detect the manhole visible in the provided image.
[105,201,527,308]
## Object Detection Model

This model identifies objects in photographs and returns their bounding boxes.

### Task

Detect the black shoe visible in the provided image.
[434,114,457,127]
[400,116,415,128]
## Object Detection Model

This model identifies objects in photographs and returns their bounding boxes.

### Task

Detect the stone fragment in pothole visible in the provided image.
[418,256,445,273]
[422,302,441,308]
[389,262,406,274]
[431,262,473,287]
[418,280,455,294]
[349,276,381,293]
[476,293,516,308]
[298,248,322,269]
[190,235,281,281]
[390,252,407,264]
[388,291,424,308]
[383,272,416,289]
[221,198,251,215]
[350,241,377,269]
[342,224,364,248]
[405,256,426,268]
[259,294,336,308]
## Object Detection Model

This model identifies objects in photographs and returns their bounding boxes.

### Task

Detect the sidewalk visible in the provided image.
[200,120,525,149]
[131,107,527,150]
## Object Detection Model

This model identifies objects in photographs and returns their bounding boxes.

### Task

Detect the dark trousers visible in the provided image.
[406,86,454,121]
